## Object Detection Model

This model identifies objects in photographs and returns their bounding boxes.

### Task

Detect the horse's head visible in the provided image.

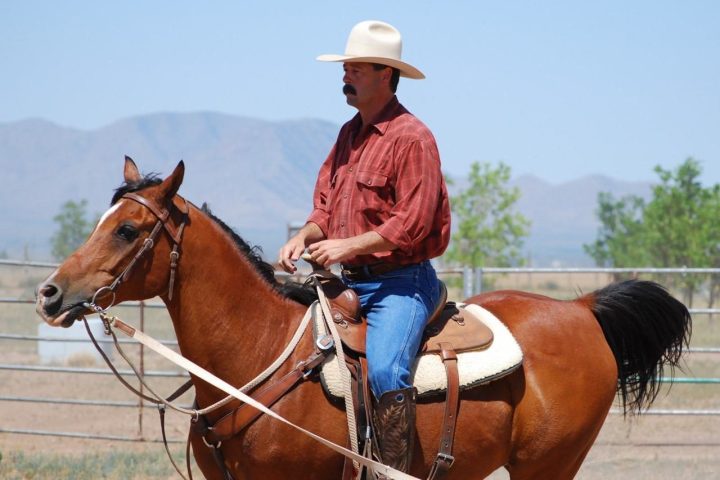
[36,156,188,327]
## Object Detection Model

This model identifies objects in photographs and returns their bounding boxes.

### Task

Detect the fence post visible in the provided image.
[474,268,484,295]
[463,266,474,300]
[138,300,145,439]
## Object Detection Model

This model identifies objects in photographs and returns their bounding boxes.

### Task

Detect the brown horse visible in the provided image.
[36,158,691,479]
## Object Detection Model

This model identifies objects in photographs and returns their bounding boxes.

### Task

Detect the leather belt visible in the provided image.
[341,262,410,281]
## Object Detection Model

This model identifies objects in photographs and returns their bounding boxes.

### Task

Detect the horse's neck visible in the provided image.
[163,213,305,389]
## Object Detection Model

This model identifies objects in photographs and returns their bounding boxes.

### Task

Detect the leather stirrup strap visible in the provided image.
[360,357,375,455]
[428,342,460,479]
[342,357,366,480]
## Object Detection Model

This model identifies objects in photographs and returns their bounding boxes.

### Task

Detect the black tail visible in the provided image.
[589,279,692,414]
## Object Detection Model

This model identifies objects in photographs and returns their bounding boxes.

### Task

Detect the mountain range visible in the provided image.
[0,113,650,266]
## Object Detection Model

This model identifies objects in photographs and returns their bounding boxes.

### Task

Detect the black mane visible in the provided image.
[111,174,162,205]
[112,173,317,306]
[199,204,317,306]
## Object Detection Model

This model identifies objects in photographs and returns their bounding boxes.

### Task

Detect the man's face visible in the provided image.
[342,62,388,109]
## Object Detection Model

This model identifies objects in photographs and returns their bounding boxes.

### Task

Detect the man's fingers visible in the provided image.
[278,243,302,273]
[278,257,295,273]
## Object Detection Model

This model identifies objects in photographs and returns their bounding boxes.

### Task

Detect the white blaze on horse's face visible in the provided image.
[92,201,124,234]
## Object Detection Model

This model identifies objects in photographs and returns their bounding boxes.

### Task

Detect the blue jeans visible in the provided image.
[342,261,442,397]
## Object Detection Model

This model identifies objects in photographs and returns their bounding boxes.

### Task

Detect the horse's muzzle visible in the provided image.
[36,281,85,328]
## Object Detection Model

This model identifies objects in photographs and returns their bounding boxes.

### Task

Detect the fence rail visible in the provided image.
[1,259,719,444]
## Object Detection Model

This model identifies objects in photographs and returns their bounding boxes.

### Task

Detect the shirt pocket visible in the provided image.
[356,170,388,189]
[356,170,393,224]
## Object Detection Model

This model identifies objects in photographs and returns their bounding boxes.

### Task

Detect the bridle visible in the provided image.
[93,191,190,306]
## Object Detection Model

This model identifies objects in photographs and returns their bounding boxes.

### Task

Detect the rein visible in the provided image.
[82,300,325,480]
[86,301,419,480]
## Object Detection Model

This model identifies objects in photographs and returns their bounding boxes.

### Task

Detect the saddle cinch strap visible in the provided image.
[310,270,495,480]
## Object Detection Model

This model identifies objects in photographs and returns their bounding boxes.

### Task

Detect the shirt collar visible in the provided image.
[349,96,402,136]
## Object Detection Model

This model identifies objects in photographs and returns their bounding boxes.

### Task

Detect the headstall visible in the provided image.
[97,192,189,305]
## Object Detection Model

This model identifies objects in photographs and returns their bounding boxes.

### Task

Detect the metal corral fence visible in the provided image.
[0,259,718,444]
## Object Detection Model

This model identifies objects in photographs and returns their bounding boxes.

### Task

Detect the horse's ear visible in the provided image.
[158,161,185,200]
[124,156,142,183]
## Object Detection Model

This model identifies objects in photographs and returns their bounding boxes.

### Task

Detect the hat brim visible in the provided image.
[316,54,425,79]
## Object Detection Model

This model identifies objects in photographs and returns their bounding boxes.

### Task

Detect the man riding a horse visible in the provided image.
[35,20,692,480]
[279,20,451,473]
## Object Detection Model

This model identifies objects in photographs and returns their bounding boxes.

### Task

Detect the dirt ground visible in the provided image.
[2,411,719,479]
[486,413,720,479]
[2,350,718,479]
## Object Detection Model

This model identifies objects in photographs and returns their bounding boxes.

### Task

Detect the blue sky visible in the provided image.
[2,1,719,184]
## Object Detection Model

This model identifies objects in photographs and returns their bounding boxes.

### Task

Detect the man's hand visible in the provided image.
[278,236,306,273]
[277,222,325,273]
[306,239,357,269]
[307,231,398,269]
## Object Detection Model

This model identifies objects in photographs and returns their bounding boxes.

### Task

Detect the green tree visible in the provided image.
[701,184,720,309]
[50,199,94,260]
[444,161,530,274]
[583,192,649,273]
[585,157,720,305]
[643,159,711,303]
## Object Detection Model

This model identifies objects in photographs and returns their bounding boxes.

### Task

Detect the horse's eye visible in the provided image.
[116,224,139,242]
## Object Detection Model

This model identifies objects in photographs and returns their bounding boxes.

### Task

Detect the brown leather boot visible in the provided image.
[373,387,417,474]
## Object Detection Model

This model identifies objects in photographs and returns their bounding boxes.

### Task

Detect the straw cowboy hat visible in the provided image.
[317,20,425,79]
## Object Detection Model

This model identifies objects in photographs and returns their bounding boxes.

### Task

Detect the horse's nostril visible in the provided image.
[38,282,64,316]
[41,284,59,298]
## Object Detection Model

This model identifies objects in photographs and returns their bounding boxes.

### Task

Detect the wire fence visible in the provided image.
[1,259,719,445]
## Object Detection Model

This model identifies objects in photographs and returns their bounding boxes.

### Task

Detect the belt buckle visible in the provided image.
[435,452,455,468]
[342,265,366,280]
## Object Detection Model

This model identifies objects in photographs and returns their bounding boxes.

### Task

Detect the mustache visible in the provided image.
[343,84,357,95]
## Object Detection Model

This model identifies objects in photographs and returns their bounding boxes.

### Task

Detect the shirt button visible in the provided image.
[343,194,348,199]
[348,167,353,172]
[340,222,345,227]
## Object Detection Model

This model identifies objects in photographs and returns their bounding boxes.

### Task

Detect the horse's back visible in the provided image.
[462,290,619,478]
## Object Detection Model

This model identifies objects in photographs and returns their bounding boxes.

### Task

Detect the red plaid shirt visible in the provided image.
[307,96,451,266]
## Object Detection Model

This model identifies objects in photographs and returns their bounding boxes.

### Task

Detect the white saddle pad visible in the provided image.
[315,302,524,399]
